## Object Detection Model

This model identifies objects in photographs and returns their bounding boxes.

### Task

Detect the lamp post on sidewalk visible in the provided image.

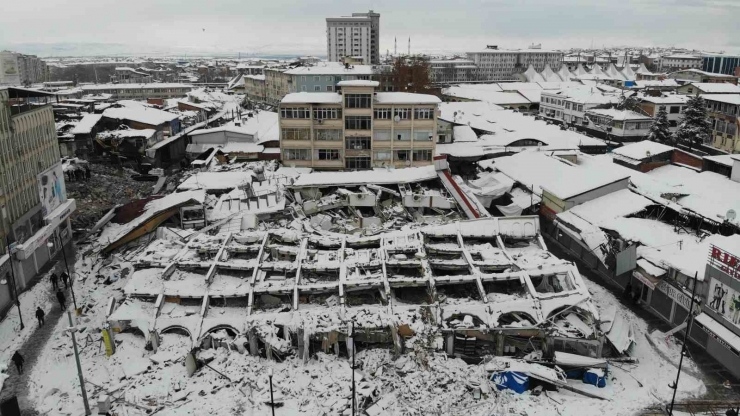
[66,311,91,415]
[349,320,356,416]
[267,368,275,416]
[667,272,699,416]
[2,236,24,331]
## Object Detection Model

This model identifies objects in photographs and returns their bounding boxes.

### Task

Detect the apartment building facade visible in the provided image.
[639,95,690,132]
[326,10,380,65]
[704,94,740,153]
[0,51,49,86]
[429,59,479,84]
[244,74,266,104]
[539,87,620,126]
[0,87,75,316]
[79,83,193,100]
[279,81,439,170]
[466,46,564,82]
[659,54,702,72]
[286,63,378,93]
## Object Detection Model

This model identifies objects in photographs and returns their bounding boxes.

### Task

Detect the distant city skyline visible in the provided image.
[1,0,739,57]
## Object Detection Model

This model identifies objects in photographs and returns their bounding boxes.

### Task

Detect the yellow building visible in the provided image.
[704,94,740,153]
[279,81,439,170]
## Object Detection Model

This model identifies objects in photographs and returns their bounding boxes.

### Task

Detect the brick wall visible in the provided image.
[671,149,704,170]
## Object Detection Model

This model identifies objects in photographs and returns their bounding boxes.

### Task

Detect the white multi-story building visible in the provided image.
[659,54,702,72]
[539,86,621,126]
[429,59,479,84]
[466,46,563,82]
[326,10,380,65]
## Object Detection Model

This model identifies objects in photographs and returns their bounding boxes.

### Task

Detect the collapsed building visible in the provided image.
[105,212,619,363]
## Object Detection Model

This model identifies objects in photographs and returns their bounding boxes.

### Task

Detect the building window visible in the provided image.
[669,106,680,114]
[315,129,342,141]
[395,149,410,162]
[414,130,432,141]
[437,134,447,143]
[394,108,410,120]
[314,76,320,81]
[669,120,678,128]
[345,94,372,108]
[283,148,311,160]
[345,157,371,170]
[374,107,392,119]
[345,116,371,130]
[326,85,333,92]
[346,136,371,150]
[317,149,340,160]
[414,108,433,120]
[326,76,332,82]
[374,150,392,161]
[413,149,432,161]
[313,108,342,119]
[300,86,307,92]
[374,130,391,141]
[280,107,310,119]
[314,85,321,91]
[282,128,310,140]
[301,76,307,81]
[395,130,411,141]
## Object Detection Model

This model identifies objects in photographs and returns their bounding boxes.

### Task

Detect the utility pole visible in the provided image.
[55,228,78,311]
[67,311,91,415]
[350,320,356,416]
[667,272,699,416]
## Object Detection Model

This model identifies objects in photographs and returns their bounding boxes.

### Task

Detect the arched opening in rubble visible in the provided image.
[121,326,146,338]
[160,325,192,338]
[497,311,538,327]
[200,325,240,349]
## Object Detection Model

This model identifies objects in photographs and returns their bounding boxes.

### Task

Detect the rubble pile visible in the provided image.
[66,163,154,230]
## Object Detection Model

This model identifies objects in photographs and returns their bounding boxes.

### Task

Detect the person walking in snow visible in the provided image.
[61,271,69,289]
[56,289,66,310]
[11,351,24,374]
[35,307,45,326]
[50,272,59,290]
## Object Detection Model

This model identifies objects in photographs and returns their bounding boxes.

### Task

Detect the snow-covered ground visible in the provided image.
[18,245,709,416]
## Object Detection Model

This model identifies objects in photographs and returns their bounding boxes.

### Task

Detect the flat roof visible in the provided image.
[613,141,675,161]
[281,92,342,104]
[336,80,379,87]
[292,165,438,187]
[374,92,441,105]
[701,94,740,105]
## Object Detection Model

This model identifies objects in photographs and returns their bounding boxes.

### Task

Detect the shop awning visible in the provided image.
[694,313,740,357]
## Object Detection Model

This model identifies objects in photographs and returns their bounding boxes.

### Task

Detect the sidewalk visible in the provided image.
[0,241,76,409]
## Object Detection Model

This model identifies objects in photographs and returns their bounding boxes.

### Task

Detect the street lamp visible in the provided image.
[267,367,275,416]
[349,320,356,416]
[65,311,91,415]
[2,236,24,330]
[48,227,77,311]
[667,272,699,416]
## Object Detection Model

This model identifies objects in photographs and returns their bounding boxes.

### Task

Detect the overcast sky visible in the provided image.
[1,0,738,56]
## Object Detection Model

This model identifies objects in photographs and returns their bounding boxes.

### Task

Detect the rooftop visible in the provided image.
[103,105,179,126]
[586,108,653,121]
[336,80,379,87]
[284,62,375,76]
[687,82,740,93]
[281,92,342,104]
[374,92,441,105]
[701,94,740,106]
[612,140,675,161]
[494,152,629,200]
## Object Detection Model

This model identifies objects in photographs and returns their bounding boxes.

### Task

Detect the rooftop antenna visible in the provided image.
[408,37,410,56]
[394,37,397,56]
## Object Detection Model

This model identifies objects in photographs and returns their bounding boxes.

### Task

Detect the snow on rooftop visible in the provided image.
[98,128,157,139]
[567,189,653,227]
[284,62,375,75]
[494,152,629,200]
[613,140,675,161]
[452,125,477,142]
[587,108,652,121]
[639,95,690,104]
[701,94,740,106]
[69,113,102,135]
[648,164,740,225]
[177,171,255,192]
[688,83,740,94]
[374,92,441,105]
[703,154,736,168]
[281,92,342,104]
[336,80,379,87]
[292,165,438,187]
[442,87,530,105]
[103,105,179,126]
[80,83,192,91]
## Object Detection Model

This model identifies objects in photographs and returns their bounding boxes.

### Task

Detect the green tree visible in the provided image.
[675,95,712,150]
[646,106,672,144]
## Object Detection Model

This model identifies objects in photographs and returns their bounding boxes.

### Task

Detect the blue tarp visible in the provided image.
[492,371,529,394]
[583,368,607,388]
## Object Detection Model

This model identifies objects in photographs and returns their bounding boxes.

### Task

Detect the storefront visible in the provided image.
[688,245,740,379]
[11,199,76,287]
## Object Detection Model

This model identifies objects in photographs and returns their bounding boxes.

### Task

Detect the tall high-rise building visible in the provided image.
[0,51,49,86]
[326,10,380,65]
[0,86,75,317]
[466,46,564,82]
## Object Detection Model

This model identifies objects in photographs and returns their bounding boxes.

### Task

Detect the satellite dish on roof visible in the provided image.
[727,209,737,221]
